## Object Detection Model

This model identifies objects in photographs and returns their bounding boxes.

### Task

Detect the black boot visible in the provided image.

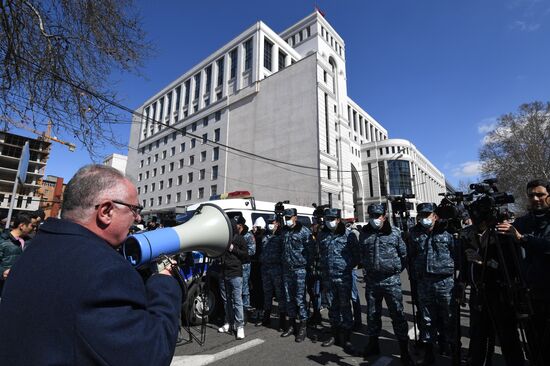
[279,313,288,332]
[261,310,271,327]
[321,327,339,347]
[308,309,322,327]
[416,342,435,366]
[438,342,450,356]
[295,320,307,343]
[281,318,295,337]
[363,336,380,358]
[340,328,356,355]
[398,339,414,366]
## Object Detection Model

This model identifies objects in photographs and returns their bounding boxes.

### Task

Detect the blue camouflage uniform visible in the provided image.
[260,228,286,314]
[242,229,256,309]
[318,224,360,330]
[282,220,313,322]
[408,206,455,345]
[360,208,409,341]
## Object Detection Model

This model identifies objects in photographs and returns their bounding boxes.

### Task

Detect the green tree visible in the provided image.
[479,101,550,211]
[0,0,150,156]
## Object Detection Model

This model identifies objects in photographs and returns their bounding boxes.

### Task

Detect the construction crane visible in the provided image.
[0,116,76,152]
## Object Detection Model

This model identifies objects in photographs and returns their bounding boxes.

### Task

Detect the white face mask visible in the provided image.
[325,220,337,230]
[285,219,294,227]
[420,218,433,228]
[369,218,383,229]
[268,224,276,231]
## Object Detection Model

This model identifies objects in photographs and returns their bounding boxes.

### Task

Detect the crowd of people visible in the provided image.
[0,163,548,366]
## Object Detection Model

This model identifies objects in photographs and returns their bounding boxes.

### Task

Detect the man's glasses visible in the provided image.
[95,200,144,217]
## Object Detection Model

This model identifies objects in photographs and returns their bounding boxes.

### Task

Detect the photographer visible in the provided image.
[0,165,182,366]
[408,203,456,365]
[496,179,550,365]
[460,192,526,366]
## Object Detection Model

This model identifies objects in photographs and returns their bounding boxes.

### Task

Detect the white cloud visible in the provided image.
[477,117,498,134]
[452,161,482,178]
[510,20,541,31]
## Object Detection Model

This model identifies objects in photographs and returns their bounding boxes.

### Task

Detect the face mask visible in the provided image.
[325,220,337,230]
[420,218,433,228]
[268,224,275,231]
[285,219,294,227]
[369,218,382,229]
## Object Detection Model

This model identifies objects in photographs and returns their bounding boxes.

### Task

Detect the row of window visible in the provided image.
[138,166,219,195]
[320,26,343,56]
[285,25,311,47]
[141,185,218,208]
[348,105,385,142]
[139,129,221,169]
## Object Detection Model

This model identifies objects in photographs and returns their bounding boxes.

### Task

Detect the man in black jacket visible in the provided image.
[218,217,249,340]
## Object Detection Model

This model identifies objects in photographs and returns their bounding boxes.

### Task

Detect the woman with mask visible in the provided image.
[359,204,413,365]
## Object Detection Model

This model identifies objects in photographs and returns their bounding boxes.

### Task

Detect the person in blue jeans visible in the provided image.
[218,219,249,340]
[235,216,255,311]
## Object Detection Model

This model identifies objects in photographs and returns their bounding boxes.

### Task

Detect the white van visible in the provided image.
[178,191,315,229]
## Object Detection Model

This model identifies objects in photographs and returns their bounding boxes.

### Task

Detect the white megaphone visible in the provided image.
[123,203,232,267]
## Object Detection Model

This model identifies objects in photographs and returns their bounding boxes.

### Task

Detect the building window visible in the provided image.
[158,196,162,206]
[170,147,175,156]
[306,26,311,38]
[212,165,218,180]
[189,155,194,165]
[137,187,141,195]
[205,65,212,93]
[152,168,157,177]
[144,185,148,193]
[191,138,196,148]
[166,194,171,204]
[168,178,173,188]
[202,133,208,144]
[216,57,224,86]
[243,38,253,70]
[194,73,201,100]
[176,192,181,203]
[199,169,205,180]
[169,162,174,172]
[279,50,286,70]
[145,171,149,179]
[327,166,331,180]
[140,160,143,168]
[159,181,164,190]
[161,165,165,174]
[186,190,192,201]
[214,128,220,142]
[177,175,183,185]
[230,48,238,79]
[162,150,167,159]
[184,80,190,105]
[154,153,158,163]
[215,111,221,121]
[180,142,185,152]
[150,197,154,207]
[213,147,219,161]
[203,117,208,127]
[200,150,207,162]
[151,183,155,192]
[179,159,184,168]
[198,187,204,199]
[174,86,181,116]
[211,185,217,196]
[138,173,142,181]
[192,122,197,132]
[264,39,273,71]
[188,172,193,183]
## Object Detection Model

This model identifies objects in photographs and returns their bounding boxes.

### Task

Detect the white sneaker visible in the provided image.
[218,323,230,333]
[236,326,245,339]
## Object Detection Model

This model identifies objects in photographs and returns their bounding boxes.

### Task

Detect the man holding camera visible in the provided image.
[496,179,550,365]
[0,165,182,366]
[408,203,456,365]
[281,208,313,342]
[359,203,413,365]
[317,208,359,352]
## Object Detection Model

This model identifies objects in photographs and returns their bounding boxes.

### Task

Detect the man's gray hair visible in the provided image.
[61,164,128,221]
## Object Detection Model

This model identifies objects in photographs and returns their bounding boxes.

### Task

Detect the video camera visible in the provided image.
[274,200,289,224]
[466,178,514,226]
[436,192,469,233]
[312,203,330,226]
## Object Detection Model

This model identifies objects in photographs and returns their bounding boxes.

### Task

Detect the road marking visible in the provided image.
[407,325,419,340]
[171,338,265,366]
[371,356,393,366]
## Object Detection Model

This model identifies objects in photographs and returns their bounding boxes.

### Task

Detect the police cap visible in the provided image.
[266,214,278,222]
[417,202,437,214]
[367,204,385,216]
[283,208,297,217]
[323,208,341,219]
[233,215,246,225]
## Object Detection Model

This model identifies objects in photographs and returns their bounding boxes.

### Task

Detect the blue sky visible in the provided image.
[35,0,550,187]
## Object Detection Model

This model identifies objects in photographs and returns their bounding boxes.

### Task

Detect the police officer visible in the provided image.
[360,204,413,365]
[318,208,360,352]
[408,203,455,365]
[281,208,313,342]
[260,214,288,332]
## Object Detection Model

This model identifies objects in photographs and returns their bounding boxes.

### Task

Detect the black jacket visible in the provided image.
[221,233,249,278]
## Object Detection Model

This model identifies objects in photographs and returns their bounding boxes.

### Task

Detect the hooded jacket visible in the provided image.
[360,220,407,276]
[408,223,455,277]
[318,223,360,280]
[282,222,313,269]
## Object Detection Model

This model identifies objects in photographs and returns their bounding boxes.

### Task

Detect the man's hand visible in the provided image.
[465,249,482,264]
[155,256,178,276]
[228,243,234,252]
[2,268,10,279]
[495,222,522,241]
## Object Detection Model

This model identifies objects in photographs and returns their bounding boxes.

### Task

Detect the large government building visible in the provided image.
[127,11,445,221]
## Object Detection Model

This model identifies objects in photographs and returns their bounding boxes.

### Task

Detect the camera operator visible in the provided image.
[408,203,456,365]
[496,179,550,365]
[0,165,182,366]
[461,198,526,366]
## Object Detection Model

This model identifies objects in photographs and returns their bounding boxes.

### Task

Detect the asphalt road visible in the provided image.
[171,271,509,366]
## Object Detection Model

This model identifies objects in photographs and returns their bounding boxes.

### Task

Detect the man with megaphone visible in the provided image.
[0,164,182,366]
